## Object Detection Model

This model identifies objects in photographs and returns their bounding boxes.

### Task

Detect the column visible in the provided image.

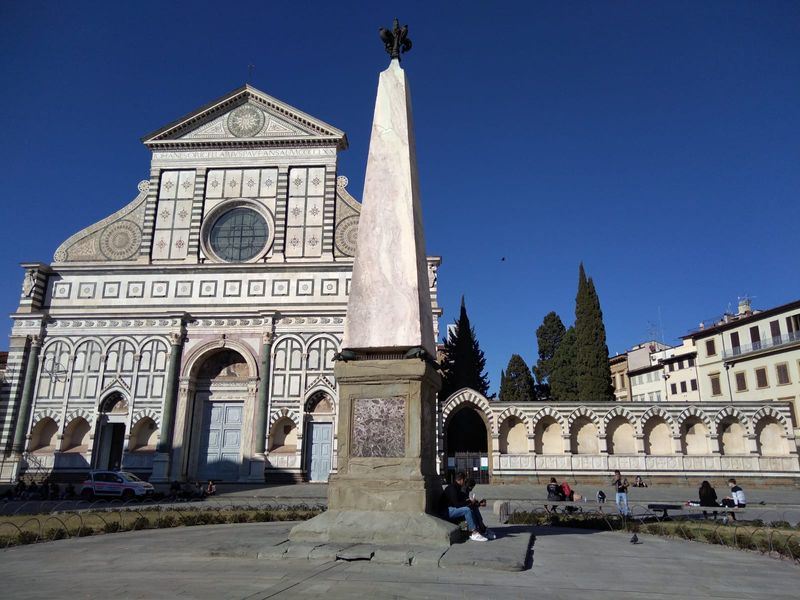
[157,332,184,453]
[11,335,42,454]
[253,331,274,455]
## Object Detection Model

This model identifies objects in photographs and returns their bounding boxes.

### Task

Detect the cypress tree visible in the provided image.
[440,296,490,399]
[549,326,578,401]
[533,311,566,394]
[499,354,536,402]
[574,264,614,401]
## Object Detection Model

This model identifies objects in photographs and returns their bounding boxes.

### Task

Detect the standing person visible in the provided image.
[612,470,630,516]
[721,478,746,521]
[439,471,495,541]
[698,480,718,520]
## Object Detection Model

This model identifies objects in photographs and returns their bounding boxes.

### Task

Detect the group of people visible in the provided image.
[168,479,216,501]
[698,478,747,521]
[2,478,76,502]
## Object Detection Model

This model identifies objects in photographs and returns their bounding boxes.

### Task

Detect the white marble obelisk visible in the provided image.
[343,58,435,356]
[289,54,457,549]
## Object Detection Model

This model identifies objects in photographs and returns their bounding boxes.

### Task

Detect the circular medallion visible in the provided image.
[99,220,141,260]
[335,216,359,256]
[227,105,265,138]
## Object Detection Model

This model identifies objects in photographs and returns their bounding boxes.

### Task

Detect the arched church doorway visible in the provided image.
[445,406,490,483]
[303,391,334,482]
[190,350,249,481]
[93,392,128,470]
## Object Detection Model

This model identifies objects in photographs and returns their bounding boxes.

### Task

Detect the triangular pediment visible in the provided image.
[142,85,347,149]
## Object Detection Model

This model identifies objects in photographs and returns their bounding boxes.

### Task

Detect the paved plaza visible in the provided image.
[1,518,797,599]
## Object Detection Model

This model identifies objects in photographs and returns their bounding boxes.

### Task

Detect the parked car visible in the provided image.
[80,470,155,501]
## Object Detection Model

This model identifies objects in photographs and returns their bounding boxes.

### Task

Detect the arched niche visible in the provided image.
[61,417,91,453]
[534,416,563,454]
[570,416,599,454]
[606,416,636,455]
[129,417,158,452]
[644,418,673,455]
[446,406,489,453]
[29,417,58,454]
[719,418,747,455]
[756,418,789,456]
[681,417,710,455]
[498,416,527,454]
[269,417,298,453]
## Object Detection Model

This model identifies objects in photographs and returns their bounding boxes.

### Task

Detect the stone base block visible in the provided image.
[148,453,170,483]
[289,509,459,548]
[247,455,266,482]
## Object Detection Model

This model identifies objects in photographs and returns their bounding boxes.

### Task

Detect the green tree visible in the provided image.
[440,296,490,400]
[499,354,536,402]
[533,311,566,393]
[574,263,614,401]
[549,326,578,401]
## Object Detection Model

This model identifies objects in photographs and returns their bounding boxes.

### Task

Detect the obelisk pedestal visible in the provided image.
[290,35,458,548]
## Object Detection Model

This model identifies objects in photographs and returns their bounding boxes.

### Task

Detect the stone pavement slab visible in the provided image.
[0,520,797,599]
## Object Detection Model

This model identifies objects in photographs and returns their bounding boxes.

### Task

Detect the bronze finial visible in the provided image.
[379,18,412,61]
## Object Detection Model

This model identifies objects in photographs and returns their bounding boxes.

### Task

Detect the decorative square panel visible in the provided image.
[272,280,289,296]
[206,170,224,199]
[297,279,314,296]
[351,396,406,458]
[127,281,145,298]
[242,169,260,196]
[321,279,339,296]
[248,280,266,297]
[151,281,169,298]
[102,282,120,299]
[223,169,242,198]
[53,282,72,299]
[259,168,278,197]
[175,281,193,298]
[199,280,217,297]
[224,280,242,297]
[159,171,179,199]
[77,282,96,299]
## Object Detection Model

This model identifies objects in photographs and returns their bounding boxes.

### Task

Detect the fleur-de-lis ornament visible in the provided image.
[379,18,412,61]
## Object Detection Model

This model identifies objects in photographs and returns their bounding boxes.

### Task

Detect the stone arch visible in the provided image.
[496,407,533,436]
[532,407,566,454]
[751,407,791,436]
[32,408,62,430]
[131,408,161,429]
[604,408,637,455]
[98,390,129,415]
[99,335,138,354]
[269,408,301,453]
[29,417,59,453]
[714,406,752,437]
[61,416,91,453]
[568,408,601,455]
[269,408,301,430]
[128,417,158,452]
[676,406,713,432]
[304,389,336,415]
[640,407,677,437]
[182,338,259,380]
[41,337,75,355]
[441,388,495,433]
[64,407,93,424]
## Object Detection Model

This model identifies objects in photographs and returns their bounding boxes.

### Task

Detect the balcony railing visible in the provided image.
[723,330,800,359]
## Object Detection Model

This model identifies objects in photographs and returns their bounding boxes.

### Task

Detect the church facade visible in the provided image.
[0,85,441,483]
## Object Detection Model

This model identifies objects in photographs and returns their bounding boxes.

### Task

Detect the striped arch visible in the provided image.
[677,406,713,432]
[496,407,533,436]
[530,406,567,434]
[640,406,678,437]
[269,407,301,430]
[602,406,638,436]
[131,408,162,429]
[567,406,603,430]
[752,406,792,437]
[41,337,75,354]
[182,338,259,379]
[304,332,341,351]
[32,408,62,429]
[99,335,139,354]
[713,406,752,437]
[441,388,495,433]
[64,407,94,424]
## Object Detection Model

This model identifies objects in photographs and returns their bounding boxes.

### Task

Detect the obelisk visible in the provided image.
[290,20,458,548]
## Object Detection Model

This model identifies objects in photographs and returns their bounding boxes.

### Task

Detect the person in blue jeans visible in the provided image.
[612,470,630,516]
[440,471,495,541]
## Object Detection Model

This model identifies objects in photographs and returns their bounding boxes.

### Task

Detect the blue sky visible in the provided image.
[1,1,798,394]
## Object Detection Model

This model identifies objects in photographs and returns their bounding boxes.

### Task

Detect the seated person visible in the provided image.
[561,480,574,501]
[546,477,565,512]
[633,475,647,488]
[440,471,495,541]
[720,478,746,521]
[206,480,216,497]
[698,480,718,520]
[596,489,606,503]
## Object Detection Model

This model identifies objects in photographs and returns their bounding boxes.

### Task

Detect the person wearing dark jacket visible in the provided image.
[546,477,564,512]
[440,472,494,541]
[699,480,718,519]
